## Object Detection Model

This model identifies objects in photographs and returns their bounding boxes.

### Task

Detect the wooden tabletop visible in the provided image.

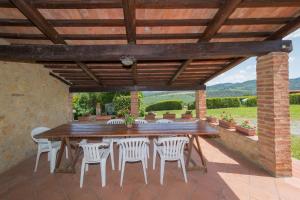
[37,121,219,139]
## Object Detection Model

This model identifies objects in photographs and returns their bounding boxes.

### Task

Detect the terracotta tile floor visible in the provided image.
[1,138,300,200]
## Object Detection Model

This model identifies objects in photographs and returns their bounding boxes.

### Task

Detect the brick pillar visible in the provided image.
[257,52,292,177]
[67,93,73,122]
[195,89,206,120]
[130,91,139,117]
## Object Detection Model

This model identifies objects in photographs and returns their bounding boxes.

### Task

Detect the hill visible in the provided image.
[143,77,300,106]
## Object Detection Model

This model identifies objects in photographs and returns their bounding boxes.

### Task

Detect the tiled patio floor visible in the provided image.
[1,138,300,200]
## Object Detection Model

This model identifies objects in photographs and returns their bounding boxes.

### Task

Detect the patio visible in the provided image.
[1,137,300,200]
[1,0,300,199]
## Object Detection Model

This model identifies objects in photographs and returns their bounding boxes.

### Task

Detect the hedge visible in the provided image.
[188,97,241,109]
[146,100,183,112]
[290,94,300,104]
[243,97,257,107]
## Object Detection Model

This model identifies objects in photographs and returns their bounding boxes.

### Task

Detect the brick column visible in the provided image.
[130,91,139,117]
[195,89,206,120]
[257,52,291,177]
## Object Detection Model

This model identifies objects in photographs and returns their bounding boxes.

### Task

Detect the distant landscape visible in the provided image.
[143,77,300,106]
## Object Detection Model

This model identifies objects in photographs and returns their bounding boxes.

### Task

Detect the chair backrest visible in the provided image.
[156,119,174,124]
[80,143,109,162]
[31,127,50,143]
[107,119,125,125]
[158,137,189,160]
[118,138,149,161]
[135,119,148,124]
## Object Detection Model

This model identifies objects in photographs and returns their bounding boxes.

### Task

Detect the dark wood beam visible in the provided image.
[122,0,136,44]
[169,0,242,84]
[9,0,66,44]
[1,18,294,27]
[49,72,72,86]
[69,84,206,92]
[240,0,300,7]
[0,41,292,61]
[203,14,300,84]
[132,62,138,85]
[0,32,273,40]
[76,62,102,85]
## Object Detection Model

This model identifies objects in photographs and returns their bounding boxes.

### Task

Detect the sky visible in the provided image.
[206,29,300,86]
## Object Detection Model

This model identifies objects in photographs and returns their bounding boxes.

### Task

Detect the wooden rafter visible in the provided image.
[9,0,101,85]
[0,40,292,61]
[49,72,72,86]
[203,15,300,83]
[169,0,242,85]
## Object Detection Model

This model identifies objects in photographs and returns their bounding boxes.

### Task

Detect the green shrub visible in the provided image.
[187,102,195,110]
[244,97,257,107]
[113,95,131,114]
[290,94,300,104]
[207,97,241,109]
[146,100,183,112]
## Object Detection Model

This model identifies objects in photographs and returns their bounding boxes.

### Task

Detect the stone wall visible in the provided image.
[0,61,70,174]
[211,124,260,166]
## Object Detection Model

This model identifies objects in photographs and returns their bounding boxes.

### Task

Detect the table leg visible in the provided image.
[194,136,207,172]
[55,137,66,170]
[185,135,194,168]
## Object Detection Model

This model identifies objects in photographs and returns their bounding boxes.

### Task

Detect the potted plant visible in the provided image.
[236,120,256,136]
[124,113,135,128]
[219,112,236,129]
[78,110,91,122]
[181,110,193,119]
[163,111,176,120]
[145,111,156,120]
[206,115,218,123]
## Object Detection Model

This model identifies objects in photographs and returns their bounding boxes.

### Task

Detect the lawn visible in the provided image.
[151,105,300,160]
[152,105,300,120]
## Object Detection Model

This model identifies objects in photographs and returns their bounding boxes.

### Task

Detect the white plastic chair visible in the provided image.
[135,119,148,124]
[153,137,189,185]
[79,143,110,188]
[117,138,149,186]
[31,127,67,173]
[102,119,125,171]
[156,119,174,124]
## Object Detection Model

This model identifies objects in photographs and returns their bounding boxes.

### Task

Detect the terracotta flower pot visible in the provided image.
[78,116,91,122]
[236,125,256,136]
[206,116,217,123]
[219,120,236,129]
[145,113,156,120]
[163,113,176,120]
[126,124,133,128]
[181,113,192,119]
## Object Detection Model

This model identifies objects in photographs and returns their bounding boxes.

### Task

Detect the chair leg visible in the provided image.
[100,160,106,187]
[110,142,115,170]
[85,164,89,172]
[160,159,165,185]
[120,160,126,187]
[153,145,157,170]
[65,146,69,159]
[50,149,58,173]
[47,152,50,161]
[142,160,148,184]
[178,160,181,168]
[34,149,41,172]
[180,158,188,183]
[118,147,122,171]
[80,161,85,188]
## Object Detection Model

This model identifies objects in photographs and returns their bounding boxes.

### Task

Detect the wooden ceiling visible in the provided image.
[0,0,300,92]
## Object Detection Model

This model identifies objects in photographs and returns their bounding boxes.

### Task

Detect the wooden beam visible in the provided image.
[169,0,242,84]
[75,62,102,85]
[9,0,66,44]
[0,18,294,27]
[203,14,300,84]
[132,62,138,85]
[69,84,206,92]
[49,72,72,86]
[0,32,273,40]
[0,41,292,61]
[122,0,136,44]
[2,0,300,8]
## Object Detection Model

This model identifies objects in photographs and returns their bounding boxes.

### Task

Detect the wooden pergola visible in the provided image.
[0,0,299,177]
[0,0,299,92]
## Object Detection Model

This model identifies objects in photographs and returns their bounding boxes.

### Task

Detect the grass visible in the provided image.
[150,105,300,160]
[152,105,300,120]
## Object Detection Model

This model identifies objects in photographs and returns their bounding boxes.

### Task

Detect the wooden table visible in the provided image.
[37,121,219,173]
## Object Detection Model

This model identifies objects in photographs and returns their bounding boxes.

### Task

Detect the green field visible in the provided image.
[152,105,300,120]
[150,105,300,159]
